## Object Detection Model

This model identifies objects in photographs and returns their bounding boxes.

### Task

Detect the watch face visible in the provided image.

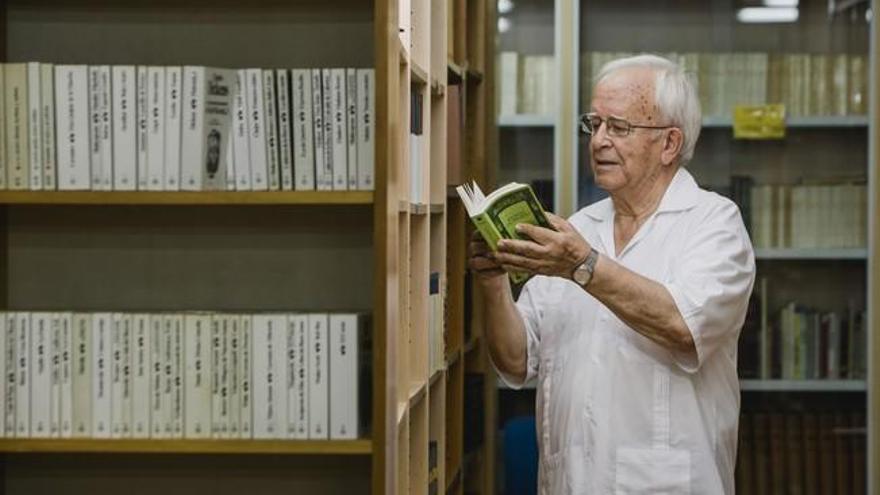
[574,266,589,285]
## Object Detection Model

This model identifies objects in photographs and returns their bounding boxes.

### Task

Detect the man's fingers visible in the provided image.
[515,223,557,244]
[545,213,574,233]
[498,238,546,259]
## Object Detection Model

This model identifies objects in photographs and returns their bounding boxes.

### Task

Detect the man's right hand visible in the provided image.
[468,231,507,287]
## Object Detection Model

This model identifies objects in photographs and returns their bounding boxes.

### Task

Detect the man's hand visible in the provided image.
[494,213,592,279]
[468,230,507,287]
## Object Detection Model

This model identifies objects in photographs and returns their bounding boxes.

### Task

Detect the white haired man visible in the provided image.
[470,55,755,493]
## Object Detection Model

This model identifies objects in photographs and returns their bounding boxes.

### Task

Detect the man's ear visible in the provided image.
[660,128,684,166]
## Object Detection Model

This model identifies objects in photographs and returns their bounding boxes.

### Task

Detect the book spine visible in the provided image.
[91,313,111,438]
[71,313,91,437]
[4,314,14,436]
[276,69,293,191]
[149,314,164,438]
[184,314,211,438]
[308,313,328,439]
[136,66,149,190]
[0,65,5,189]
[356,69,374,190]
[120,315,132,437]
[252,314,269,438]
[112,66,137,190]
[131,314,150,438]
[321,69,335,191]
[15,313,30,437]
[311,69,327,190]
[286,314,308,438]
[330,314,358,439]
[233,70,252,191]
[88,66,103,191]
[171,315,183,438]
[0,314,7,436]
[59,313,73,438]
[200,68,234,191]
[331,68,347,190]
[210,315,223,438]
[41,63,57,189]
[164,66,183,191]
[345,68,358,190]
[49,314,62,437]
[55,66,90,190]
[263,69,280,190]
[180,66,204,191]
[227,315,240,438]
[292,69,315,190]
[98,66,113,190]
[110,314,125,437]
[147,66,166,191]
[6,64,29,190]
[247,68,268,190]
[31,313,50,437]
[27,63,42,191]
[239,314,252,438]
[160,315,174,437]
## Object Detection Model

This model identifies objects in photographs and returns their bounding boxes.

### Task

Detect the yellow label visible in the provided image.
[733,104,786,140]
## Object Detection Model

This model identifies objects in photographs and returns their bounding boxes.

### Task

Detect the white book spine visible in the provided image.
[30,313,50,437]
[331,68,348,190]
[164,66,183,190]
[308,313,329,439]
[131,314,150,438]
[98,66,112,190]
[253,314,286,438]
[356,69,374,190]
[27,63,42,191]
[217,315,230,437]
[15,313,30,437]
[276,69,293,190]
[292,69,315,190]
[59,313,73,438]
[311,69,328,190]
[233,70,252,191]
[247,68,268,190]
[136,66,149,190]
[228,315,240,438]
[149,314,164,438]
[225,109,236,191]
[345,68,358,190]
[180,66,205,191]
[55,66,90,190]
[210,315,223,437]
[41,63,56,190]
[147,66,166,191]
[321,69,335,191]
[200,68,234,190]
[71,313,92,437]
[0,65,5,189]
[111,66,137,190]
[49,313,62,437]
[263,69,280,190]
[120,314,133,437]
[161,315,174,437]
[287,314,309,439]
[0,314,6,436]
[4,314,15,436]
[91,313,111,438]
[111,313,132,438]
[6,64,29,190]
[330,314,359,439]
[184,314,211,438]
[171,315,183,438]
[88,67,103,190]
[239,314,252,438]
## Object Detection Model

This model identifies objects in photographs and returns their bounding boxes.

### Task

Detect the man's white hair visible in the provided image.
[595,54,702,166]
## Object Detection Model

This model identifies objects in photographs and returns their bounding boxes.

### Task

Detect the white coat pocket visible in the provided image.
[615,447,690,495]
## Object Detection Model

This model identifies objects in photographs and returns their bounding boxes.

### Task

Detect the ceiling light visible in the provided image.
[498,0,514,15]
[737,7,799,23]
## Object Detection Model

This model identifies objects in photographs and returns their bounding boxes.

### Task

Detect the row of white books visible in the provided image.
[0,311,369,440]
[497,53,555,116]
[747,182,867,250]
[0,62,375,192]
[580,52,869,118]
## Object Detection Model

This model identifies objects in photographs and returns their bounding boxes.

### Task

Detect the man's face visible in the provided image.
[589,67,666,194]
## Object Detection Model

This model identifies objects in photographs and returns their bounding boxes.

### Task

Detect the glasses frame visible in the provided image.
[579,112,675,137]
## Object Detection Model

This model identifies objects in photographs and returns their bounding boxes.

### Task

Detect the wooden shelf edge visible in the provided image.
[465,68,484,83]
[399,38,409,66]
[0,191,374,206]
[409,380,428,407]
[411,61,429,85]
[447,60,464,85]
[429,367,444,387]
[431,79,446,97]
[445,348,462,368]
[0,438,372,455]
[429,203,445,214]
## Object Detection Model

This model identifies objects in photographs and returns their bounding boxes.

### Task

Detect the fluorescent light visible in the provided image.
[763,0,798,6]
[498,0,514,15]
[737,7,799,23]
[498,16,512,33]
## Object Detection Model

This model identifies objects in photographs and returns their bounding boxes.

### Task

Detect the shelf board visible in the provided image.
[409,380,427,407]
[447,60,464,85]
[498,378,868,392]
[0,438,372,455]
[465,68,483,83]
[755,248,868,260]
[497,114,555,127]
[445,349,462,368]
[429,367,444,387]
[702,115,868,128]
[410,203,429,215]
[431,79,445,97]
[429,203,444,214]
[740,379,866,392]
[0,191,374,206]
[411,61,429,85]
[398,38,408,66]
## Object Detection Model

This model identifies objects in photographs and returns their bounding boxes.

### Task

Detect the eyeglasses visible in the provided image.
[579,112,675,137]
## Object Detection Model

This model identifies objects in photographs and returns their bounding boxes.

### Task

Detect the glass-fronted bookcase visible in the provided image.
[495,0,875,493]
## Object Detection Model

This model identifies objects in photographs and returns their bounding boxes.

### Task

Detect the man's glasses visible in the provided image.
[579,112,675,137]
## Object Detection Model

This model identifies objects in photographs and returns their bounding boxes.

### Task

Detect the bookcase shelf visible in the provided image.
[447,60,464,85]
[497,114,555,127]
[0,191,374,206]
[0,439,373,455]
[411,61,429,85]
[702,115,868,128]
[755,248,869,260]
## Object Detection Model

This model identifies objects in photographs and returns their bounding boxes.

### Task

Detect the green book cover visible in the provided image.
[456,181,553,284]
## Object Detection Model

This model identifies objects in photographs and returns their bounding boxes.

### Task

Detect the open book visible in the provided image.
[456,181,554,284]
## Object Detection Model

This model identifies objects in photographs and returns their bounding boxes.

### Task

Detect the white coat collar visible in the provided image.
[583,166,700,222]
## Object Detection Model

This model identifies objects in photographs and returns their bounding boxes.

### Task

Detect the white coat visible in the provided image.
[497,168,756,494]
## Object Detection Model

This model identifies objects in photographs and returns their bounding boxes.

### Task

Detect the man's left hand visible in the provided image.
[495,213,592,279]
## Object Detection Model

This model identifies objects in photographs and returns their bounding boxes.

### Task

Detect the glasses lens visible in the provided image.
[607,117,630,136]
[587,115,602,134]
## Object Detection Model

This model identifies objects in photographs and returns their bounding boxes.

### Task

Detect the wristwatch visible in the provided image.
[572,248,599,287]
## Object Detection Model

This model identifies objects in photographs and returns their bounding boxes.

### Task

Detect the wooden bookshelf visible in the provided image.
[0,191,374,205]
[0,439,373,455]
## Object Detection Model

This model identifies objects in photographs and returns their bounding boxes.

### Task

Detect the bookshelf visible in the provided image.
[0,1,496,494]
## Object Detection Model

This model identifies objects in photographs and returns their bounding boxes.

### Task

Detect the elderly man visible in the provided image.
[470,55,755,493]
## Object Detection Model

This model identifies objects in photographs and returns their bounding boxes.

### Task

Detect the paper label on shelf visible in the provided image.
[733,104,786,140]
